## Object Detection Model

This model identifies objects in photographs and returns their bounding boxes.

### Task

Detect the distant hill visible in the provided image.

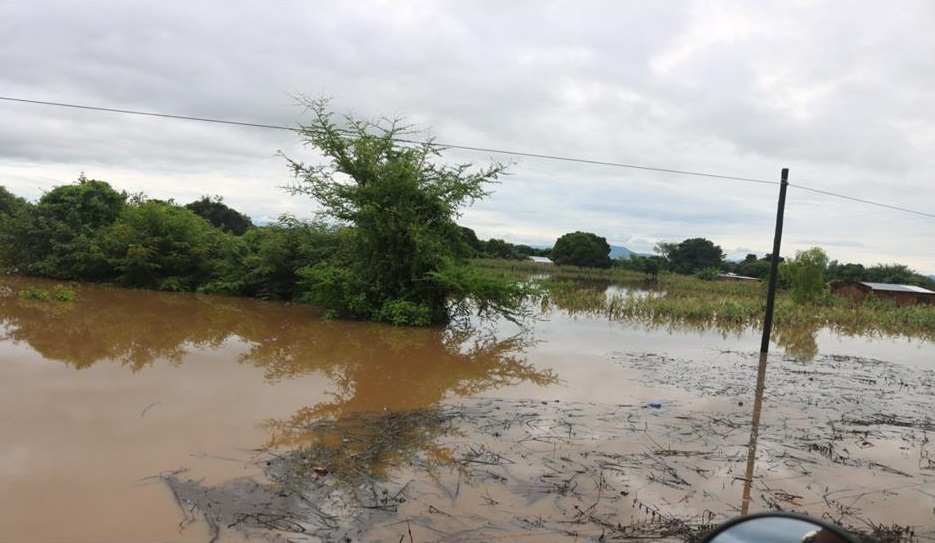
[610,246,656,259]
[609,245,633,259]
[531,243,644,260]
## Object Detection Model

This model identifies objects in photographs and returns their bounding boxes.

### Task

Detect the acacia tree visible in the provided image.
[282,97,529,325]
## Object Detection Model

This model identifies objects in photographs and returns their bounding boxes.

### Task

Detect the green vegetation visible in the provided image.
[654,238,725,275]
[281,97,531,325]
[780,247,829,303]
[0,168,530,326]
[0,102,535,327]
[19,284,77,302]
[478,259,935,348]
[459,228,550,260]
[185,196,254,235]
[551,231,611,268]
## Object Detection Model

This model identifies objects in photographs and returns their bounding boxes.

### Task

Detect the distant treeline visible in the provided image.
[0,177,545,303]
[0,177,344,299]
[1,177,931,301]
[459,229,551,260]
[617,252,935,290]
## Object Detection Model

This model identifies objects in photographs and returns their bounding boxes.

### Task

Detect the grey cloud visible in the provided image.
[1,0,932,273]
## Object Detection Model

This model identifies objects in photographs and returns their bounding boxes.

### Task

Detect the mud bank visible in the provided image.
[161,352,934,542]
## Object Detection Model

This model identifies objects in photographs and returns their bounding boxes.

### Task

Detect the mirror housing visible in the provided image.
[701,512,859,543]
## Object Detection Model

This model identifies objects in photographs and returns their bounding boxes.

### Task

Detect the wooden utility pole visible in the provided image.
[760,168,789,354]
[742,169,789,515]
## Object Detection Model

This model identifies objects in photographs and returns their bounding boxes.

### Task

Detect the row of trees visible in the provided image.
[1,100,533,326]
[539,229,934,292]
[0,174,529,325]
[459,228,550,260]
[0,177,327,298]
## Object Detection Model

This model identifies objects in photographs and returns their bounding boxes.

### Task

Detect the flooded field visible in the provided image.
[0,276,932,542]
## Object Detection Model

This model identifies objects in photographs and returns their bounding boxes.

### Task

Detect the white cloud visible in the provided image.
[0,0,932,273]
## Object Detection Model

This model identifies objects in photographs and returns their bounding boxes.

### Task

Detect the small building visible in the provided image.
[717,272,761,282]
[527,256,554,265]
[830,281,935,306]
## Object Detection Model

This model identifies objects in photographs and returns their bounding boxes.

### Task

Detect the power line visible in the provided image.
[0,95,776,185]
[393,137,779,186]
[789,184,935,219]
[2,95,932,218]
[0,96,295,131]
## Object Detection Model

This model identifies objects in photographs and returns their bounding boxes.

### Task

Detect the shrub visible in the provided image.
[376,299,433,326]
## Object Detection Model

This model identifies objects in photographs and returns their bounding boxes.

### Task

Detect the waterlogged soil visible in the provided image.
[1,276,933,542]
[161,352,935,543]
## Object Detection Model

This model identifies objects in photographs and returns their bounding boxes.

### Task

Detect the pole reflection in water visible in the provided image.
[740,351,769,515]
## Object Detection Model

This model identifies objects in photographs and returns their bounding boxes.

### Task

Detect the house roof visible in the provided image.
[859,282,935,294]
[527,256,553,264]
[718,272,760,281]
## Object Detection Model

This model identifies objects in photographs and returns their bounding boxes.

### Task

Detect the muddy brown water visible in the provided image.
[0,276,932,542]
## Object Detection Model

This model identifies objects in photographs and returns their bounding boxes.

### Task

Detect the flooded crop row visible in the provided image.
[0,276,932,541]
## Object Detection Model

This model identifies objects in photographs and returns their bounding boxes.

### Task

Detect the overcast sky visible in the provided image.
[1,0,933,273]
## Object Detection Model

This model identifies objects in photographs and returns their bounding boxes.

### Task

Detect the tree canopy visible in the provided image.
[551,231,612,268]
[185,196,254,235]
[780,247,829,303]
[282,97,530,325]
[656,238,724,275]
[23,175,127,279]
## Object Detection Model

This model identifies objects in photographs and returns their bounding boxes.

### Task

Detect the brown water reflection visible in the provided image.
[1,278,250,370]
[2,275,932,542]
[259,326,556,447]
[0,276,555,541]
[0,278,554,408]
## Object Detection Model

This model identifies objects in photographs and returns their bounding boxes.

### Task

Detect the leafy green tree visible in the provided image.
[0,185,29,217]
[780,247,829,303]
[103,200,233,291]
[695,267,722,280]
[622,254,665,280]
[0,186,34,273]
[185,195,254,235]
[24,176,127,280]
[282,97,529,325]
[231,216,341,300]
[482,238,514,259]
[656,238,724,275]
[864,263,934,288]
[736,256,773,279]
[457,226,484,257]
[827,260,866,282]
[551,231,612,268]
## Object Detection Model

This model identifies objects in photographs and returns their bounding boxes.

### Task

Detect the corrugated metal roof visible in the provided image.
[860,282,935,294]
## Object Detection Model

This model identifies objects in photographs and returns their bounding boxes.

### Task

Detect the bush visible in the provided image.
[19,286,51,301]
[694,267,721,280]
[51,284,78,302]
[376,299,433,326]
[18,284,77,302]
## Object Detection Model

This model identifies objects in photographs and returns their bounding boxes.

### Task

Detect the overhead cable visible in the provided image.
[2,95,932,218]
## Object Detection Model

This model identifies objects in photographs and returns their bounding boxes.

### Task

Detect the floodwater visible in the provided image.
[0,276,932,542]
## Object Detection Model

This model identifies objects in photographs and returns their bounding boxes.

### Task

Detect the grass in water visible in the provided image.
[19,285,78,303]
[477,259,935,344]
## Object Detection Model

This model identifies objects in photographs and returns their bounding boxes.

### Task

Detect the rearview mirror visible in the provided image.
[702,512,859,543]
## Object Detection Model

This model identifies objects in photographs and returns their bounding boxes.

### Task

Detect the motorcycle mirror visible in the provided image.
[701,512,859,543]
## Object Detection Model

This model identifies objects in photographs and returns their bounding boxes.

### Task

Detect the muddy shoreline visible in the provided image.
[161,352,935,543]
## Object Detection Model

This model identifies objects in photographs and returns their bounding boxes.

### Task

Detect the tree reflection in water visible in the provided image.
[0,276,557,454]
[254,324,556,448]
